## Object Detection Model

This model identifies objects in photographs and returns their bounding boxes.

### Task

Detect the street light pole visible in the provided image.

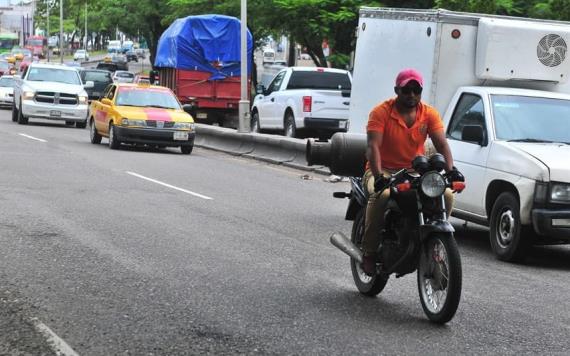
[59,0,63,63]
[47,0,50,62]
[84,1,87,50]
[238,0,250,133]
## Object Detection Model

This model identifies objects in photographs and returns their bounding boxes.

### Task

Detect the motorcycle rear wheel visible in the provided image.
[417,233,462,324]
[350,209,388,296]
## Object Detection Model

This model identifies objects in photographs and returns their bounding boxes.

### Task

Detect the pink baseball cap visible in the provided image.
[395,68,423,88]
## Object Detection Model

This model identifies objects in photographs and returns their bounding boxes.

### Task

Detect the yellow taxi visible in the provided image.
[88,82,196,154]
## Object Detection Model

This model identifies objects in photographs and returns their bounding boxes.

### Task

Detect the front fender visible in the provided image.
[419,220,455,242]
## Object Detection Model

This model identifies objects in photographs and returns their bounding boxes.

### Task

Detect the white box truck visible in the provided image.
[349,8,570,261]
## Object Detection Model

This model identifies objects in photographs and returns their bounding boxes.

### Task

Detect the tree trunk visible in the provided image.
[287,36,296,66]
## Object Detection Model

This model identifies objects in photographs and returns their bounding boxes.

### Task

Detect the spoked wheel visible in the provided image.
[350,209,388,296]
[283,113,296,138]
[418,233,462,324]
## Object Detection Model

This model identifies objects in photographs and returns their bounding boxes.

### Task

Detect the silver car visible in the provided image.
[112,71,135,83]
[0,75,14,108]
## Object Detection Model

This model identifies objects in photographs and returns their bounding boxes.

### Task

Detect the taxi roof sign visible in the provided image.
[137,79,151,86]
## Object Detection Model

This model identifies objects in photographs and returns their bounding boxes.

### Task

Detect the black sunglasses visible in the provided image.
[399,86,423,95]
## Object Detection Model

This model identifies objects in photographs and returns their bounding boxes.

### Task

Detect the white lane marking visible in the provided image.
[31,318,80,356]
[19,133,47,143]
[126,171,213,200]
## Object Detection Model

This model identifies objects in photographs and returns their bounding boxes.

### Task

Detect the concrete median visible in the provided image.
[194,124,329,174]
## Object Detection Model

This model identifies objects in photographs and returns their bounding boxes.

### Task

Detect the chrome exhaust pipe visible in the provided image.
[330,232,363,264]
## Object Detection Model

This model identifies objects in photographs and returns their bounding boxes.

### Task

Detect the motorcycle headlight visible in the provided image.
[173,122,194,130]
[551,183,570,203]
[121,118,146,127]
[420,171,447,198]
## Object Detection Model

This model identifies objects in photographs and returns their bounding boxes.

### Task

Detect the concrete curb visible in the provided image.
[194,124,330,175]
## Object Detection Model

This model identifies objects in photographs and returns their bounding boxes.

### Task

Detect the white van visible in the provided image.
[107,40,121,52]
[262,49,275,64]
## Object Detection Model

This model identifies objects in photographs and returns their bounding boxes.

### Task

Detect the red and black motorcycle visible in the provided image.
[307,133,466,324]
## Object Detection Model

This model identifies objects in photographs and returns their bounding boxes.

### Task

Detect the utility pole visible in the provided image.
[238,0,250,133]
[59,0,63,63]
[84,1,87,50]
[47,0,50,62]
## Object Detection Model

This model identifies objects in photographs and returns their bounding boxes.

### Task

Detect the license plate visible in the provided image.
[92,92,101,97]
[50,110,61,117]
[173,131,189,140]
[196,112,208,119]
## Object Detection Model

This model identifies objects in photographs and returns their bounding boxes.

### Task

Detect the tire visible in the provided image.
[250,111,260,133]
[76,121,87,129]
[108,122,120,149]
[11,104,18,122]
[17,104,28,125]
[418,233,462,324]
[283,112,296,138]
[350,209,389,296]
[489,192,532,262]
[90,119,102,144]
[180,145,193,155]
[65,120,75,126]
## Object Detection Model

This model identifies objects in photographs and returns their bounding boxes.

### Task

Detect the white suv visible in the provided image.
[12,63,93,128]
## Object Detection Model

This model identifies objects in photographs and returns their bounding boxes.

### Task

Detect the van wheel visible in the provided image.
[283,112,296,138]
[11,104,18,122]
[17,104,28,125]
[181,145,193,155]
[489,192,533,262]
[76,121,87,129]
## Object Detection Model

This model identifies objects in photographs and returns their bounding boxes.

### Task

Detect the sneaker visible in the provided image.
[361,255,376,276]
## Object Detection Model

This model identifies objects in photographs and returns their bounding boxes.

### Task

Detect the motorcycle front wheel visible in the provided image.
[417,233,462,324]
[350,209,388,296]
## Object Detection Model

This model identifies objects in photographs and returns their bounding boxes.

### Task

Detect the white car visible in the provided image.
[0,75,14,108]
[112,71,135,83]
[73,49,89,61]
[12,63,93,127]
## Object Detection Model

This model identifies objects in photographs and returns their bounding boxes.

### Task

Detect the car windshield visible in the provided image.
[0,77,14,87]
[492,95,570,144]
[27,67,81,85]
[81,71,111,83]
[115,88,180,109]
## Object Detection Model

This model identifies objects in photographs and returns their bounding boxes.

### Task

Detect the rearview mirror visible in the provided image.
[182,104,194,114]
[101,98,112,106]
[462,125,485,146]
[84,80,94,89]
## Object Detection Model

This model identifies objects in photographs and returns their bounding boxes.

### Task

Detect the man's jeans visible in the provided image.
[362,169,454,256]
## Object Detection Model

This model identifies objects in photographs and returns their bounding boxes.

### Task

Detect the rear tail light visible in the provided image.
[303,96,312,112]
[396,182,412,192]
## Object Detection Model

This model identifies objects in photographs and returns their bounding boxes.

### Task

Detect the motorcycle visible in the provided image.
[307,133,466,324]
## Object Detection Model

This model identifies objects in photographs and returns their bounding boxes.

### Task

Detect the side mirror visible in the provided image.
[256,84,265,95]
[101,98,112,106]
[182,104,194,114]
[84,80,94,89]
[462,125,485,145]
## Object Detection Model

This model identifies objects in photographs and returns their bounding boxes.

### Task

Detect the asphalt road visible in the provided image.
[1,110,570,355]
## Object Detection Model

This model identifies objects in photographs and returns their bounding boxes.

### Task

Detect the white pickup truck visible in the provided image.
[251,67,351,139]
[349,8,570,261]
[12,63,92,128]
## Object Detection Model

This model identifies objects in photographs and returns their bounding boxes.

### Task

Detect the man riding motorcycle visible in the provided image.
[362,68,464,276]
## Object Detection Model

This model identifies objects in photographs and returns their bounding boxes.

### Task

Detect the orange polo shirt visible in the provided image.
[366,98,444,170]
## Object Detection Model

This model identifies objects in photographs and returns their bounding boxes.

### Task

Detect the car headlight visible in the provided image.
[420,171,447,198]
[551,183,570,203]
[121,118,146,127]
[23,91,35,100]
[78,95,88,104]
[173,122,195,130]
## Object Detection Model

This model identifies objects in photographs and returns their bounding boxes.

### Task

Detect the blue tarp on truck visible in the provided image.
[154,14,253,80]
